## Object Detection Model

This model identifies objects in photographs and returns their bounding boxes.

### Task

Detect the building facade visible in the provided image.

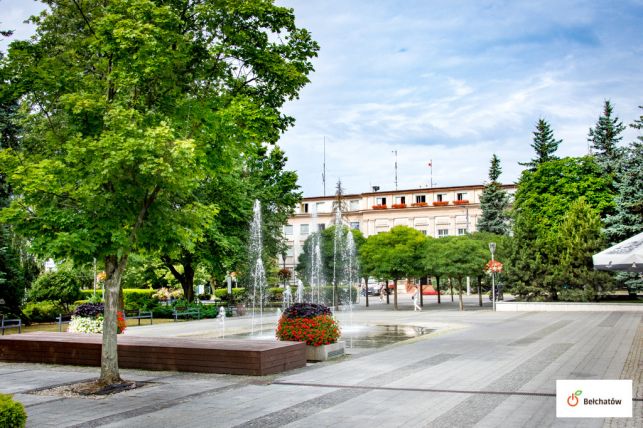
[281,184,516,275]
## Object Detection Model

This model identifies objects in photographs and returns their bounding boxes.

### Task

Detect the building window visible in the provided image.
[300,224,309,235]
[350,200,360,211]
[395,196,406,204]
[318,224,326,231]
[302,203,309,213]
[416,195,426,203]
[457,228,467,236]
[419,230,428,235]
[376,197,387,205]
[286,247,294,257]
[437,194,446,202]
[438,229,449,237]
[350,221,360,230]
[457,192,467,201]
[284,225,293,235]
[316,202,325,212]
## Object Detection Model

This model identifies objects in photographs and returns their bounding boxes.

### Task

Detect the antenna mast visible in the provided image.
[392,150,398,190]
[322,137,326,196]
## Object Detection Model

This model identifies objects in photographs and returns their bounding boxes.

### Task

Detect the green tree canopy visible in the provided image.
[588,100,626,175]
[477,154,511,235]
[358,226,425,310]
[0,0,317,386]
[519,118,561,170]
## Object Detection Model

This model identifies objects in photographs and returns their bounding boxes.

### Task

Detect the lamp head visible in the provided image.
[489,242,496,253]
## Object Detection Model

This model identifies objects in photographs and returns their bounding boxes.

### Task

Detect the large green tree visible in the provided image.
[588,100,626,175]
[507,157,614,300]
[547,198,612,301]
[358,226,425,310]
[519,119,561,170]
[0,0,317,386]
[477,154,511,235]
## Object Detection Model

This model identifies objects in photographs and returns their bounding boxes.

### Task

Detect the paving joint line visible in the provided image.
[272,381,643,401]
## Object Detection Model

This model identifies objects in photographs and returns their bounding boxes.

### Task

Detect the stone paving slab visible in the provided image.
[0,304,640,427]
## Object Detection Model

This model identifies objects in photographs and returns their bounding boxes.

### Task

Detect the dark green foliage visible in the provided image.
[0,393,27,428]
[283,302,332,319]
[477,154,511,235]
[21,301,66,322]
[80,288,156,310]
[296,226,365,285]
[508,157,615,301]
[547,198,613,301]
[588,100,626,175]
[73,303,104,317]
[28,268,89,309]
[519,119,561,170]
[213,287,248,304]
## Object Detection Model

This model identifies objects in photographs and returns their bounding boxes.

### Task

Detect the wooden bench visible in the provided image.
[125,310,153,325]
[173,306,200,321]
[0,332,306,376]
[0,316,22,335]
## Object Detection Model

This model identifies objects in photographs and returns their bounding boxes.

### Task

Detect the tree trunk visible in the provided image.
[458,277,464,311]
[162,253,195,302]
[436,276,441,304]
[420,279,424,307]
[450,278,454,302]
[100,254,128,386]
[364,277,369,307]
[477,276,483,307]
[386,279,390,304]
[393,279,398,310]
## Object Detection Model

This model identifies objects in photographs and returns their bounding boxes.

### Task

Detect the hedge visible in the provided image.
[80,289,156,310]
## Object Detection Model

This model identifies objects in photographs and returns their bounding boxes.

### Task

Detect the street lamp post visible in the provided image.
[489,242,496,311]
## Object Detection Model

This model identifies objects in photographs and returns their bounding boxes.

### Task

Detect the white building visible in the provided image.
[281,184,516,275]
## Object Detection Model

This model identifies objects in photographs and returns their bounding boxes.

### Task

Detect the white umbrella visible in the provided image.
[593,232,643,273]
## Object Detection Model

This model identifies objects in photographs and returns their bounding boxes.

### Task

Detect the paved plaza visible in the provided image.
[1,296,641,427]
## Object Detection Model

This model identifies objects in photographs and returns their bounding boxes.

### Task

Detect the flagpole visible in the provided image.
[430,159,433,188]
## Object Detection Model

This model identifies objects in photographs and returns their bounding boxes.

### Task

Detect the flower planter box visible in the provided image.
[306,341,345,361]
[453,200,469,205]
[411,202,428,207]
[391,203,407,209]
[372,204,387,210]
[432,201,449,206]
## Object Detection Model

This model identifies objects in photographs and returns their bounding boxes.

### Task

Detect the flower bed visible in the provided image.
[372,204,387,210]
[276,303,340,347]
[432,201,449,206]
[453,199,469,205]
[67,303,126,334]
[391,203,407,209]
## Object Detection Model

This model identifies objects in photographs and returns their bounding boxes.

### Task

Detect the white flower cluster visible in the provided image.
[68,315,104,334]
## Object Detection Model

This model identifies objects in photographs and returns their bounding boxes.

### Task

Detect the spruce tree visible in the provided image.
[550,198,612,301]
[477,154,510,235]
[519,119,561,170]
[588,100,626,174]
[604,106,643,296]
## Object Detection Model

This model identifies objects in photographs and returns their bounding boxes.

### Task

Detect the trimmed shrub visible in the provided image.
[28,270,85,308]
[22,300,65,322]
[151,305,174,319]
[80,289,157,310]
[0,393,27,428]
[282,302,332,319]
[214,288,247,303]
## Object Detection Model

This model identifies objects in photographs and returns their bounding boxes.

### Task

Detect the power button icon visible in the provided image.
[567,394,579,407]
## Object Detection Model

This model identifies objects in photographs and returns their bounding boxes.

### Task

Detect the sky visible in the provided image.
[2,0,642,197]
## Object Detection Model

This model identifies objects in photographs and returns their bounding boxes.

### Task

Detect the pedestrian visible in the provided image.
[379,282,386,302]
[412,285,422,311]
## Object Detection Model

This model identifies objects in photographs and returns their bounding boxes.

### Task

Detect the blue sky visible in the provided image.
[2,0,642,196]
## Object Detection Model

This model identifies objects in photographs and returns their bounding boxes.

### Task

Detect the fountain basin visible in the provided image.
[306,341,345,361]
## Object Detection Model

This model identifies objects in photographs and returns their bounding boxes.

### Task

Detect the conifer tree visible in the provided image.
[477,154,510,235]
[604,106,643,296]
[549,198,612,301]
[519,119,561,170]
[588,100,626,174]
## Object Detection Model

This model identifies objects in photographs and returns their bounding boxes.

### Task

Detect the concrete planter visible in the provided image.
[306,341,345,361]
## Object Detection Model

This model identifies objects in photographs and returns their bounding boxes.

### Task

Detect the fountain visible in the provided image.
[217,305,226,338]
[308,205,324,304]
[249,200,268,335]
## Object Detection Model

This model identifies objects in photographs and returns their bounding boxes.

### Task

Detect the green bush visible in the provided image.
[267,287,283,302]
[28,270,86,309]
[80,289,157,310]
[214,288,247,303]
[0,393,27,428]
[151,305,174,319]
[22,301,65,322]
